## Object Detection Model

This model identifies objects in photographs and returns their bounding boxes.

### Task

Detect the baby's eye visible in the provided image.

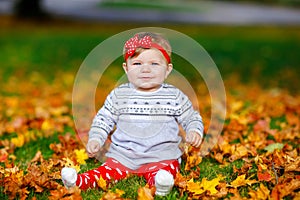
[132,62,141,66]
[151,62,159,66]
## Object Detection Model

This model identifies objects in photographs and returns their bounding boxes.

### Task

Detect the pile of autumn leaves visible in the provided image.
[0,73,299,200]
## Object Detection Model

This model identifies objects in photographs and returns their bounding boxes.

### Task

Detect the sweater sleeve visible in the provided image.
[175,90,204,138]
[88,91,118,146]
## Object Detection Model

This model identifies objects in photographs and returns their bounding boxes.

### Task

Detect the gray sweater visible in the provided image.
[89,83,203,170]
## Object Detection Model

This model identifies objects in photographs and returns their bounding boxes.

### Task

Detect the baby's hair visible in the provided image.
[123,32,172,62]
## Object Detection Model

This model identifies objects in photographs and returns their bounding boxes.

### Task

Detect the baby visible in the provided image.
[62,32,204,196]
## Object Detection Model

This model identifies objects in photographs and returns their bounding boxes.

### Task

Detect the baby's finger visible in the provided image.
[87,152,95,158]
[194,139,201,148]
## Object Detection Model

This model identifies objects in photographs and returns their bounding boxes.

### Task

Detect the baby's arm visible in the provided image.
[87,93,117,158]
[175,90,204,148]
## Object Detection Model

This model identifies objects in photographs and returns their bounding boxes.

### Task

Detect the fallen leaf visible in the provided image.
[74,149,88,165]
[257,171,273,182]
[100,189,127,200]
[248,183,270,200]
[31,150,43,163]
[285,157,300,172]
[229,174,257,188]
[185,153,202,171]
[97,176,107,191]
[187,178,205,195]
[11,134,25,147]
[137,186,154,200]
[271,179,300,200]
[187,176,221,195]
[63,158,80,172]
[264,143,284,153]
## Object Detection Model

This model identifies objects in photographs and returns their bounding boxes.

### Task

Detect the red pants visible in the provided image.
[76,158,179,190]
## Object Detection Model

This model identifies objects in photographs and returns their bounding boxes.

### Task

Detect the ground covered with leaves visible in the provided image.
[0,18,299,199]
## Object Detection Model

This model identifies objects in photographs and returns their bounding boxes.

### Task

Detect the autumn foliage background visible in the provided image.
[0,16,300,199]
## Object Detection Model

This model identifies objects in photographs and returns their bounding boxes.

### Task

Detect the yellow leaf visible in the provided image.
[234,145,248,157]
[11,134,25,147]
[41,119,53,131]
[248,183,270,200]
[187,178,205,195]
[2,166,24,181]
[115,189,125,196]
[230,174,257,188]
[187,176,221,195]
[185,153,202,171]
[100,189,125,200]
[137,186,154,200]
[97,176,107,191]
[74,149,88,165]
[24,130,37,142]
[218,138,232,155]
[63,158,80,172]
[201,177,220,195]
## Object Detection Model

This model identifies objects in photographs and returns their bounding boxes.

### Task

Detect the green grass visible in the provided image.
[1,24,299,91]
[99,0,199,12]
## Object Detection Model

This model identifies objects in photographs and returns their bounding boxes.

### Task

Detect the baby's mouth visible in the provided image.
[140,76,153,80]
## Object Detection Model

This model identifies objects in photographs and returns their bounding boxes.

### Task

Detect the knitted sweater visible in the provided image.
[89,83,204,170]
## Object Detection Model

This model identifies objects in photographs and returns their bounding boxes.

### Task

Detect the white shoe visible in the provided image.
[154,169,174,196]
[61,167,77,189]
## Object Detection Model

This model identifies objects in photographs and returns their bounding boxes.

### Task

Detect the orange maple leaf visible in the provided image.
[257,171,273,182]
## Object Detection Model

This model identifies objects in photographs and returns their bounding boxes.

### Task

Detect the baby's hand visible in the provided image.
[86,140,101,158]
[186,131,202,148]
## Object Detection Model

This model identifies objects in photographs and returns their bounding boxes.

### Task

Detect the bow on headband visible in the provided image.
[124,35,171,63]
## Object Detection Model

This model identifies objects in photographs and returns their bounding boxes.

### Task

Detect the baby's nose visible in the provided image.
[140,64,151,72]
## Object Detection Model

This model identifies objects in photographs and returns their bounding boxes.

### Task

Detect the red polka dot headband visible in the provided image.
[124,34,171,63]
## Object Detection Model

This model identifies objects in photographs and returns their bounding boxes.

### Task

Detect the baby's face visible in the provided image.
[123,48,172,92]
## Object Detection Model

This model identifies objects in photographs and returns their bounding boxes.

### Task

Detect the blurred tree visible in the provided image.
[14,0,48,19]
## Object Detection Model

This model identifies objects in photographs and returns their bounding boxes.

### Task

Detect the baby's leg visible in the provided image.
[62,158,129,190]
[141,160,179,186]
[77,158,129,190]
